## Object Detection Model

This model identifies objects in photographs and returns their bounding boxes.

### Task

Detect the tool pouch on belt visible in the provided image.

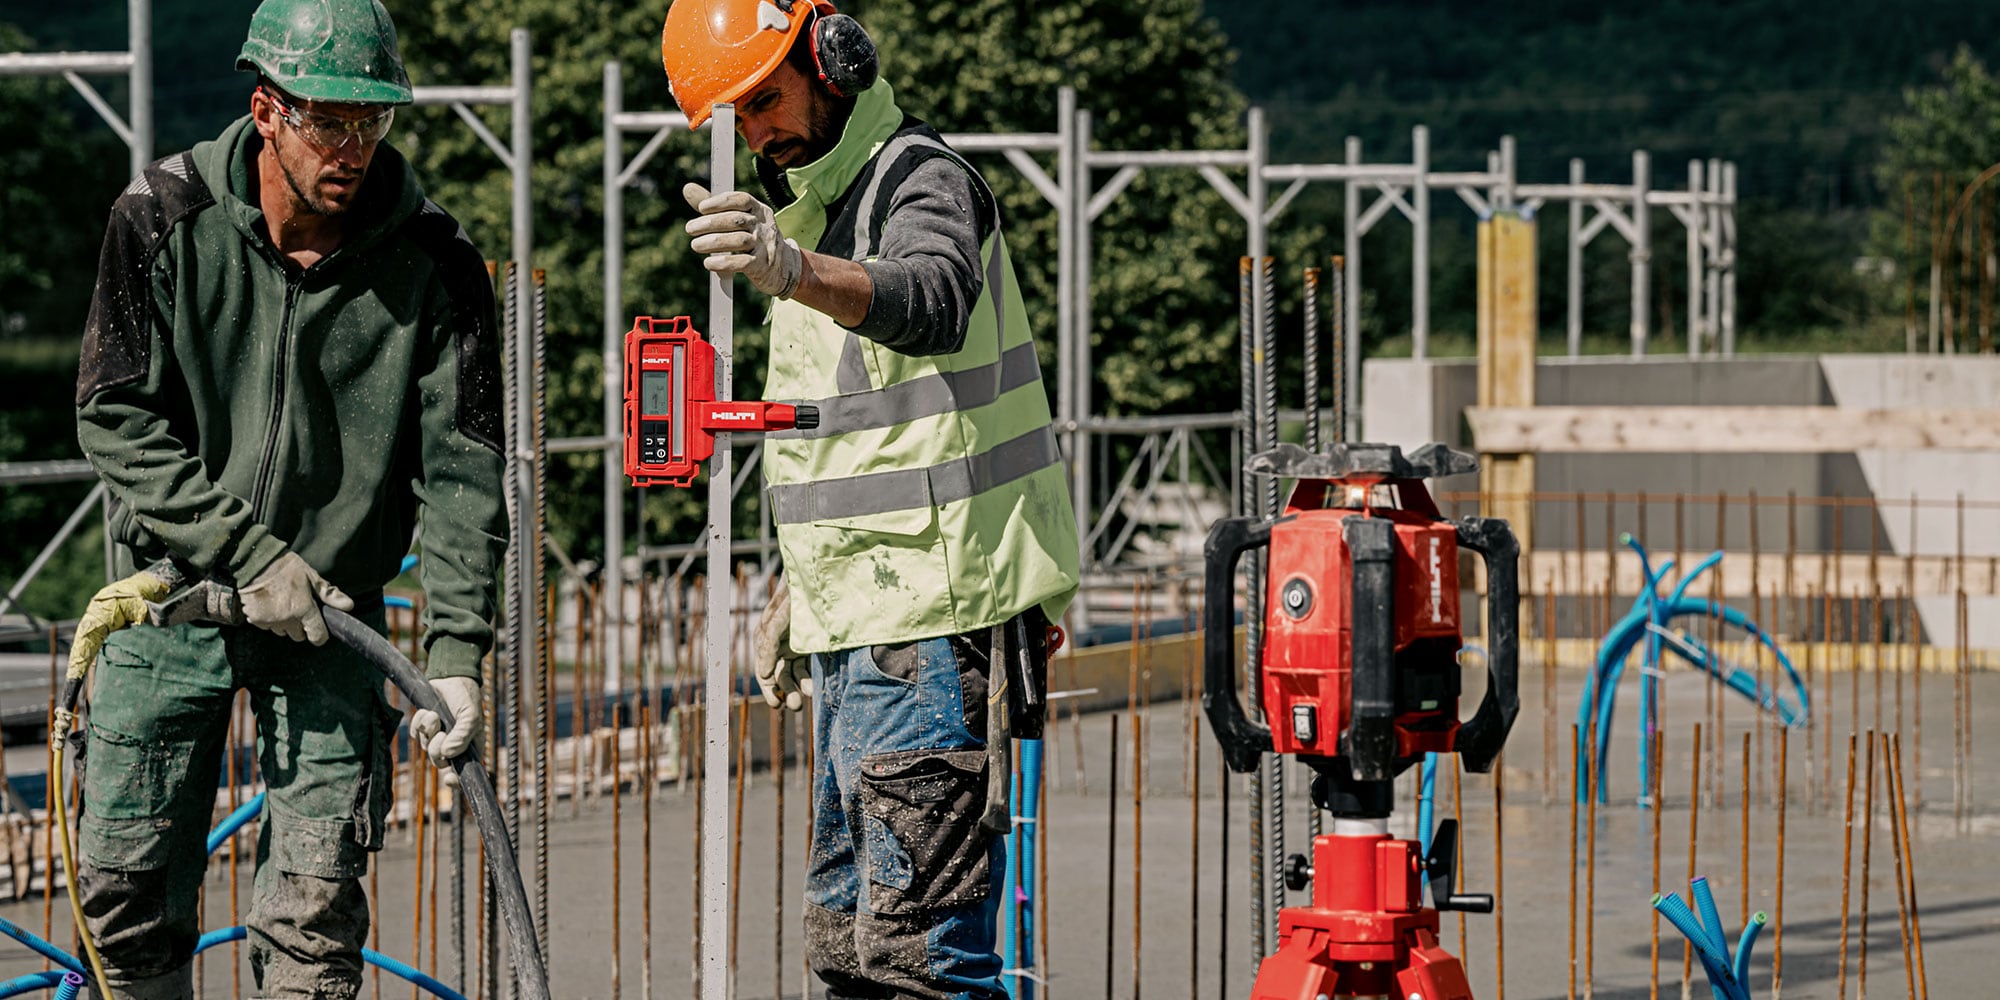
[980,623,1013,834]
[1004,608,1050,740]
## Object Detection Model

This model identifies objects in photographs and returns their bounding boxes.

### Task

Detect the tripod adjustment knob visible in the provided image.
[1283,853,1313,892]
[1438,893,1495,914]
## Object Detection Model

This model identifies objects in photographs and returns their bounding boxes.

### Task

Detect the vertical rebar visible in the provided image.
[1330,255,1348,442]
[229,692,242,1000]
[1256,255,1285,946]
[1544,583,1557,805]
[1586,714,1599,1000]
[529,268,551,966]
[1740,732,1751,924]
[1883,734,1918,1000]
[771,707,784,1000]
[412,761,428,1000]
[1888,735,1929,1000]
[1569,724,1579,1000]
[1236,257,1265,963]
[1453,755,1466,960]
[1685,723,1703,1000]
[1838,733,1857,1000]
[1774,728,1788,1000]
[1859,730,1876,1000]
[1107,713,1120,1000]
[1303,265,1321,452]
[1133,713,1145,1000]
[1651,731,1663,1000]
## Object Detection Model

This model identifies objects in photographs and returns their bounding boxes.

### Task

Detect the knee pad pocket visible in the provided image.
[81,722,196,871]
[857,748,989,915]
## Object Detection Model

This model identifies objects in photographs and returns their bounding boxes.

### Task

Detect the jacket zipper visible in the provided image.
[249,277,302,525]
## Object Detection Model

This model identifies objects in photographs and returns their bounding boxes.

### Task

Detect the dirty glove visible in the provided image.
[67,569,171,679]
[683,182,804,299]
[753,577,813,711]
[238,551,353,645]
[411,676,483,786]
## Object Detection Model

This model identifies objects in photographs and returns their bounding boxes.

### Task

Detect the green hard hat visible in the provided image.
[237,0,413,106]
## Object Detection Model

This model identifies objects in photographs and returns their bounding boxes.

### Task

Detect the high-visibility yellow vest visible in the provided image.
[762,81,1079,654]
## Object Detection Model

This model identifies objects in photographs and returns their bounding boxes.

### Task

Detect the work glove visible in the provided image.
[753,577,813,711]
[238,551,353,645]
[683,182,804,299]
[67,569,171,678]
[411,676,483,786]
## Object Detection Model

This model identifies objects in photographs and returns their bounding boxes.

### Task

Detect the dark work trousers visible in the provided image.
[804,630,1006,1000]
[76,614,399,1000]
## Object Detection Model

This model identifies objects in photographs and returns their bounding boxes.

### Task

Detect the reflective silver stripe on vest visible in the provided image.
[772,339,1043,440]
[767,424,1061,524]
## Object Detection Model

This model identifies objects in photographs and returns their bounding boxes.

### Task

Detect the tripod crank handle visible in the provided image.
[1437,893,1495,914]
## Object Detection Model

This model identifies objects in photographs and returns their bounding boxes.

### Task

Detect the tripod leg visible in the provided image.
[1396,926,1476,1000]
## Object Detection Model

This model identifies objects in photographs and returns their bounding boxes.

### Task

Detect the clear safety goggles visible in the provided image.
[261,86,394,150]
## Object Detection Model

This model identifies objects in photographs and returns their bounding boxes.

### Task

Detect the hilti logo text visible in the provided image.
[711,412,755,422]
[642,358,674,368]
[1429,536,1443,624]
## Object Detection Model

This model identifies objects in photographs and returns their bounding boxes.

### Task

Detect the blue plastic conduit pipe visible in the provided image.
[1002,738,1043,1000]
[1417,752,1438,858]
[0,916,85,976]
[1652,876,1768,1000]
[1576,540,1809,804]
[0,972,65,999]
[50,974,81,1000]
[206,791,265,855]
[195,927,468,1000]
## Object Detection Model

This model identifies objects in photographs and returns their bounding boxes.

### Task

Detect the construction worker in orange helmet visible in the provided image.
[661,2,1079,999]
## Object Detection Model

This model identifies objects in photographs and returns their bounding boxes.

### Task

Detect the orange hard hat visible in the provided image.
[662,0,837,130]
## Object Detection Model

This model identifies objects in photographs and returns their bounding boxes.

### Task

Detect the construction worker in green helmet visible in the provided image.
[68,0,505,995]
[661,2,1081,996]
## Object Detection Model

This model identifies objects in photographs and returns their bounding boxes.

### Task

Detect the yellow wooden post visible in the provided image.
[1476,208,1537,568]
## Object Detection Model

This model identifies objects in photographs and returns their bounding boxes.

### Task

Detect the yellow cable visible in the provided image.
[51,709,117,1000]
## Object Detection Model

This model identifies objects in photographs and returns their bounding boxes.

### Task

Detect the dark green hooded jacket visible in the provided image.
[75,115,506,680]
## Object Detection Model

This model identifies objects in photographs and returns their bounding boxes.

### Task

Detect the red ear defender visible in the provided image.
[809,11,878,97]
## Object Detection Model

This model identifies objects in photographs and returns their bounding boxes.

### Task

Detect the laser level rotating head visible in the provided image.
[237,0,413,106]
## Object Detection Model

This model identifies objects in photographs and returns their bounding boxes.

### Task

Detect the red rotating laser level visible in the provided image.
[1203,442,1520,1000]
[623,316,817,487]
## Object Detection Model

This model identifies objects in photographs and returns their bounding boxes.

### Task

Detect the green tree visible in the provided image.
[1872,47,2000,351]
[849,0,1318,412]
[382,0,1297,562]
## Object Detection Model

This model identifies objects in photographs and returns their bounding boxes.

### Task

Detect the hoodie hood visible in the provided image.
[193,114,425,259]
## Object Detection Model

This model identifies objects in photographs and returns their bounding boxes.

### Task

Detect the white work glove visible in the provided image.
[683,182,804,299]
[67,569,171,678]
[411,676,483,786]
[753,577,813,711]
[239,551,353,645]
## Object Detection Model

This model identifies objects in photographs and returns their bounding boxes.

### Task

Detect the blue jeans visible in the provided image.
[806,636,1004,1000]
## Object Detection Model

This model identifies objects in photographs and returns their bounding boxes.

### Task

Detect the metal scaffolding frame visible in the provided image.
[0,0,152,177]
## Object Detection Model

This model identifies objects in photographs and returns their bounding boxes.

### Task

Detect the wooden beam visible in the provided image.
[1521,550,2000,598]
[1467,406,2000,453]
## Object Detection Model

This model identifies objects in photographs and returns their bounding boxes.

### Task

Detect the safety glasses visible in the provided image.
[260,86,394,150]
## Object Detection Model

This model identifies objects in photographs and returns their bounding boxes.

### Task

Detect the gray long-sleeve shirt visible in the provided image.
[759,119,996,357]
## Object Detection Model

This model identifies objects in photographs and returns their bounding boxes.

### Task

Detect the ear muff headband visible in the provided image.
[808,11,878,98]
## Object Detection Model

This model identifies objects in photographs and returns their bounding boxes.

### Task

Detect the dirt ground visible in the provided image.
[0,665,1992,1000]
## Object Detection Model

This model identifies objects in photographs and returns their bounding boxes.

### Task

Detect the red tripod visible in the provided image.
[1203,444,1519,1000]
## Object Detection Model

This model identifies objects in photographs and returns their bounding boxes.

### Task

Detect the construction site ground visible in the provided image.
[0,663,1991,1000]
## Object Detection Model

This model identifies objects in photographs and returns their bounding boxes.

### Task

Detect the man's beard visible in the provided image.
[277,138,361,217]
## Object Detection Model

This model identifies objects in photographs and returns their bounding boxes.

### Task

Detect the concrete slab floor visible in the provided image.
[0,666,1991,1000]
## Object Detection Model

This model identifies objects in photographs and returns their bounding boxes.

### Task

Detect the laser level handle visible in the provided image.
[1200,515,1273,774]
[1451,516,1520,774]
[1338,515,1398,782]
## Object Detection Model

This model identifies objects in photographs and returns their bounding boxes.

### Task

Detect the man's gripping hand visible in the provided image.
[412,676,483,786]
[683,183,803,299]
[239,551,354,645]
[67,569,172,678]
[753,576,813,711]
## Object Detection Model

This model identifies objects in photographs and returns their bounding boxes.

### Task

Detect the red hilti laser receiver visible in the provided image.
[623,316,817,488]
[1204,442,1519,1000]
